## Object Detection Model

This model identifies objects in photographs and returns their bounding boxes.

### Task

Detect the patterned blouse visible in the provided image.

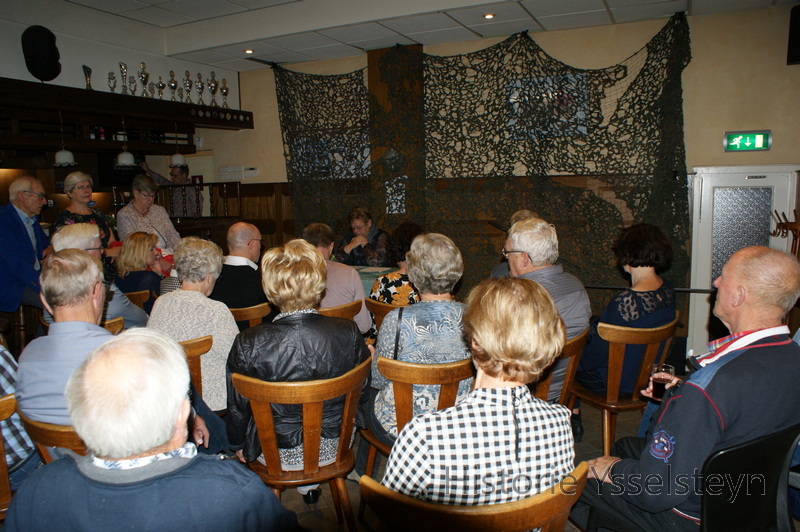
[116,203,181,250]
[372,300,472,436]
[369,271,420,306]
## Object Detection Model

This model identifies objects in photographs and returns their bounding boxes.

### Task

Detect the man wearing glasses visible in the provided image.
[139,161,202,218]
[504,217,591,402]
[0,176,52,312]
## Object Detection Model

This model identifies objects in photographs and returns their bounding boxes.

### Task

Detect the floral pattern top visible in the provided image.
[369,271,420,306]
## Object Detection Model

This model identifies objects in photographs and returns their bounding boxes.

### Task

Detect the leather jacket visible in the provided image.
[226,312,370,462]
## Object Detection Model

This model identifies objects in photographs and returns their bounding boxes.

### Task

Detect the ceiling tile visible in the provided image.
[136,0,173,5]
[405,27,481,45]
[606,0,675,7]
[229,0,297,8]
[67,0,148,13]
[347,35,418,51]
[611,0,687,23]
[381,13,461,34]
[173,49,237,63]
[215,58,266,71]
[520,0,606,18]
[318,22,402,43]
[159,0,247,19]
[691,0,771,16]
[264,32,339,50]
[537,10,613,31]
[446,2,532,26]
[468,18,542,37]
[301,44,365,60]
[122,6,194,26]
[253,49,315,63]
[213,41,287,56]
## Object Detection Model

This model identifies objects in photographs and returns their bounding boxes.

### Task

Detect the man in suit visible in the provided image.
[0,176,51,312]
[210,222,274,330]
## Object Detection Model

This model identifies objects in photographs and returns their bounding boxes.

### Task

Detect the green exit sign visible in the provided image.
[723,130,772,152]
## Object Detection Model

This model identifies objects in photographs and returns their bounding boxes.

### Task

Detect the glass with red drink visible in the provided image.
[651,363,675,400]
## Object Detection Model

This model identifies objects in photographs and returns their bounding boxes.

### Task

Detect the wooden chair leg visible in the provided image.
[601,410,617,456]
[365,444,377,477]
[331,476,357,532]
[329,479,344,523]
[271,487,281,500]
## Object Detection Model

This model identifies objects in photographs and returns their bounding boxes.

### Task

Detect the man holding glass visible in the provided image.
[571,246,800,530]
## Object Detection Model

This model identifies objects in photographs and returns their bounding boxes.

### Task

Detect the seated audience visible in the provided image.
[227,239,370,503]
[365,234,472,453]
[490,209,537,278]
[576,224,676,395]
[116,174,181,250]
[0,176,51,312]
[382,276,574,503]
[369,222,423,306]
[148,237,238,413]
[335,207,389,267]
[209,222,275,330]
[7,329,298,532]
[570,246,800,530]
[0,345,40,490]
[114,231,164,314]
[48,224,148,329]
[52,171,119,277]
[303,222,371,334]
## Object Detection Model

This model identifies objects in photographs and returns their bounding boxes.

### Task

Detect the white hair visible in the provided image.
[174,237,223,283]
[66,328,189,459]
[9,176,39,202]
[507,217,559,267]
[51,223,100,252]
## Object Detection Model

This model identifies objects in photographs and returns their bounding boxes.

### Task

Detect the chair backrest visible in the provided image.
[230,302,273,328]
[41,316,125,335]
[101,316,125,335]
[123,290,151,311]
[360,461,588,532]
[231,358,370,477]
[318,300,362,321]
[376,357,475,434]
[0,395,16,517]
[533,327,589,404]
[179,335,213,396]
[598,314,678,403]
[363,298,396,331]
[701,422,800,532]
[18,410,87,464]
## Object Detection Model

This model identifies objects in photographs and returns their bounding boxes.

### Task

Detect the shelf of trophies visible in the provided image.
[0,75,253,155]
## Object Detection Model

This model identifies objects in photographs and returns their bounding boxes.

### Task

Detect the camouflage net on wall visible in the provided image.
[276,13,691,309]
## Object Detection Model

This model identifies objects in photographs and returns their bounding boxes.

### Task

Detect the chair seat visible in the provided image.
[570,382,648,413]
[248,451,356,487]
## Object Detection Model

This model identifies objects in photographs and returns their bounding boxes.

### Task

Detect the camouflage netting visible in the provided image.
[275,13,691,310]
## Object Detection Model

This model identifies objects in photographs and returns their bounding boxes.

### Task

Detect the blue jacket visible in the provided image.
[0,203,50,312]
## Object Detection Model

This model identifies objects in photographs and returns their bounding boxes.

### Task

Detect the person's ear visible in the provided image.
[732,284,746,307]
[40,292,54,316]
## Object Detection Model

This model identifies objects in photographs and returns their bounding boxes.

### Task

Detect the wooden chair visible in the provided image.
[360,461,589,532]
[363,298,396,331]
[231,358,370,532]
[360,357,476,488]
[569,316,679,455]
[230,302,273,328]
[18,410,86,464]
[532,327,589,405]
[318,300,362,321]
[123,290,150,311]
[39,316,124,335]
[0,395,17,518]
[179,335,213,396]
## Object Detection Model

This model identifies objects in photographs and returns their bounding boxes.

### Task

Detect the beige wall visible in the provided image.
[199,5,800,183]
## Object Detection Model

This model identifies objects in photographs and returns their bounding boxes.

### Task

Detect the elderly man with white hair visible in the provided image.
[0,176,51,312]
[7,329,298,531]
[49,223,148,329]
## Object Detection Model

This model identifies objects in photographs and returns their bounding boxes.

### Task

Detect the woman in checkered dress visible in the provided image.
[382,276,575,505]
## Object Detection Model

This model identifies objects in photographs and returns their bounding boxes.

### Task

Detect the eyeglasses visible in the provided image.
[169,172,182,177]
[502,248,527,259]
[23,190,47,200]
[351,224,366,232]
[84,246,104,253]
[249,238,263,245]
[140,192,157,199]
[72,184,92,191]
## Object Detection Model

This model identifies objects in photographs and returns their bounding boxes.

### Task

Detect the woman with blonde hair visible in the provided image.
[382,276,575,504]
[114,232,163,313]
[226,239,370,505]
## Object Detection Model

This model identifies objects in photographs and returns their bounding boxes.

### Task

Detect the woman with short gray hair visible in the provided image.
[116,174,181,250]
[148,237,238,412]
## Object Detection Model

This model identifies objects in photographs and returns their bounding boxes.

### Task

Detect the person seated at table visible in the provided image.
[302,222,370,334]
[335,207,389,267]
[116,174,181,252]
[226,239,371,504]
[114,231,164,314]
[382,276,574,504]
[575,224,676,396]
[369,222,424,306]
[363,233,472,457]
[148,237,239,415]
[52,171,119,278]
[7,328,299,532]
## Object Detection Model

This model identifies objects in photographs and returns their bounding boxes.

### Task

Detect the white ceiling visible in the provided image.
[63,0,795,70]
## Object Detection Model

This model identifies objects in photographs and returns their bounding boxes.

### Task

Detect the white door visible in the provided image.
[688,165,799,359]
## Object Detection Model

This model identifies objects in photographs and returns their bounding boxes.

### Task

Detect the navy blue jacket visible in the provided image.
[0,203,50,312]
